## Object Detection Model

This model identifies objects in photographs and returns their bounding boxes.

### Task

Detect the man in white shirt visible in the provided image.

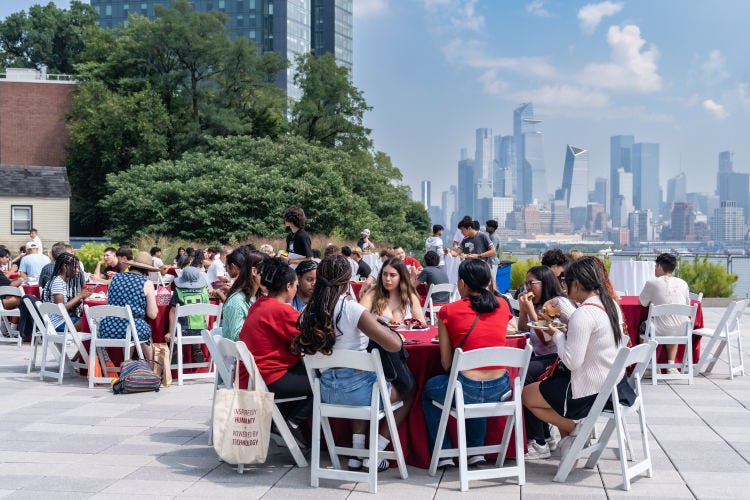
[18,242,50,280]
[207,246,230,285]
[425,224,446,267]
[639,253,690,373]
[29,228,43,254]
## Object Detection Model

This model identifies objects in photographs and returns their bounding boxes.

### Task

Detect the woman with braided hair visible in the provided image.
[41,252,91,331]
[522,257,625,460]
[293,254,408,473]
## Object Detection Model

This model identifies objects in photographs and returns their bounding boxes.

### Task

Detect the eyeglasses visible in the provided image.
[524,280,541,287]
[558,276,567,283]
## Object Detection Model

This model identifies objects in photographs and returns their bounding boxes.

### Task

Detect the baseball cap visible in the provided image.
[361,229,371,236]
[25,241,39,250]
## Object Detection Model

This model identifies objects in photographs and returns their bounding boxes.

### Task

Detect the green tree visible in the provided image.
[290,52,372,151]
[102,136,426,245]
[675,255,738,298]
[66,81,170,234]
[0,1,98,73]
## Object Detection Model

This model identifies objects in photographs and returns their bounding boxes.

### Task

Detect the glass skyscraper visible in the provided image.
[610,134,634,220]
[90,0,353,100]
[631,142,660,215]
[561,145,589,230]
[513,102,546,206]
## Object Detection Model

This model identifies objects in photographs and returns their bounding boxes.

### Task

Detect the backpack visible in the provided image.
[112,360,162,394]
[175,287,209,330]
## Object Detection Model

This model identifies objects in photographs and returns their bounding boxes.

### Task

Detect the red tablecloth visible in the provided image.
[620,296,704,363]
[22,284,40,298]
[329,326,527,469]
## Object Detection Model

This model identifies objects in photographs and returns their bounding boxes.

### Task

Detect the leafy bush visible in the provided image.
[509,257,542,290]
[76,242,109,273]
[675,255,737,298]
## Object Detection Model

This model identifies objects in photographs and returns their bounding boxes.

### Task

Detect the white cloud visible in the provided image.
[354,0,389,20]
[478,70,509,95]
[423,0,484,32]
[444,39,557,79]
[512,84,610,109]
[702,99,729,119]
[526,0,552,18]
[577,1,623,35]
[580,25,662,93]
[703,99,729,120]
[701,50,729,86]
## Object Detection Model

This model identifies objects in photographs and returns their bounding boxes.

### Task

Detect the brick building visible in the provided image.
[0,68,74,249]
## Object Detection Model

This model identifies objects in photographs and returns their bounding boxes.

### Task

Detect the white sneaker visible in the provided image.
[525,440,551,459]
[467,455,486,466]
[666,367,680,375]
[547,426,561,452]
[437,458,455,468]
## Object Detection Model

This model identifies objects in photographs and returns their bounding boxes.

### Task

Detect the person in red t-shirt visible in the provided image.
[239,258,311,448]
[422,259,512,468]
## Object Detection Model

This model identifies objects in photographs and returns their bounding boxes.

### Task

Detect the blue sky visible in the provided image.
[5,1,750,203]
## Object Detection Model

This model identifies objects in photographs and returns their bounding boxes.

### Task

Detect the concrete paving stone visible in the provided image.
[179,479,276,498]
[99,478,193,495]
[121,433,195,446]
[19,475,115,493]
[100,417,164,427]
[103,443,188,457]
[671,457,750,473]
[89,494,173,500]
[140,427,205,438]
[78,453,157,467]
[0,476,40,490]
[60,402,141,418]
[686,471,750,499]
[649,425,725,442]
[0,490,15,499]
[153,454,222,470]
[605,483,696,499]
[33,437,126,454]
[155,419,208,430]
[0,441,46,452]
[258,465,353,499]
[0,452,89,465]
[201,463,291,484]
[2,490,90,500]
[125,463,214,482]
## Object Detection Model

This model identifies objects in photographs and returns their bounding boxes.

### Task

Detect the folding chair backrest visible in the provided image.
[85,304,138,341]
[202,328,230,383]
[304,349,389,399]
[451,345,533,387]
[173,302,222,335]
[36,301,79,335]
[423,283,457,306]
[213,335,242,389]
[645,303,697,337]
[0,286,23,300]
[23,297,46,334]
[622,341,657,383]
[728,299,749,334]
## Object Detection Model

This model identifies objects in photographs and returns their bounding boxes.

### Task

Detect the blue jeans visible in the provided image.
[320,368,390,407]
[422,372,511,451]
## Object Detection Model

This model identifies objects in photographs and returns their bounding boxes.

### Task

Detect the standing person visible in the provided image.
[291,260,317,313]
[422,259,513,468]
[219,248,264,341]
[239,258,311,448]
[449,218,495,262]
[638,253,690,373]
[283,206,313,265]
[18,242,50,281]
[292,255,408,472]
[522,257,625,459]
[357,229,374,252]
[485,219,502,278]
[425,225,446,267]
[28,228,43,254]
[98,252,158,361]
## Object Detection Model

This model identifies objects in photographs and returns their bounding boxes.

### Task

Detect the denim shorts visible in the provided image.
[320,368,390,407]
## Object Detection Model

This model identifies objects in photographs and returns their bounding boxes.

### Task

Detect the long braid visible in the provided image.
[293,255,352,356]
[42,253,80,309]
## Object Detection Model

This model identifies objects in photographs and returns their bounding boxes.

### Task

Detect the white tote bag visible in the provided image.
[212,362,274,465]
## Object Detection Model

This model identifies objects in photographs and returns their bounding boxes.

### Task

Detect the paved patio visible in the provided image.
[0,306,748,499]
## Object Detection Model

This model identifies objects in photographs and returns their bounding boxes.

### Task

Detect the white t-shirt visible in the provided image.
[47,276,72,328]
[207,259,226,284]
[639,275,691,337]
[31,235,43,254]
[332,295,369,352]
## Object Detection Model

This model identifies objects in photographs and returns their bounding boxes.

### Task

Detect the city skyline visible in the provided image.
[352,1,750,199]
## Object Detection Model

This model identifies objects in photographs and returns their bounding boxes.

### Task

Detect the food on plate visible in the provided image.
[402,318,428,330]
[542,301,561,319]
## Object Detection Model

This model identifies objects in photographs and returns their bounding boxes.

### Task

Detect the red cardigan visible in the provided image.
[238,296,301,387]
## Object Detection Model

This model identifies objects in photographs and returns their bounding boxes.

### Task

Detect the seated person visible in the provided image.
[167,266,210,362]
[240,258,311,448]
[360,257,426,325]
[291,260,317,313]
[18,242,50,281]
[10,245,26,273]
[116,246,133,270]
[91,247,125,285]
[639,253,690,372]
[350,246,371,280]
[219,248,264,341]
[341,246,359,277]
[98,252,158,361]
[39,242,84,291]
[41,253,91,331]
[0,247,24,309]
[417,251,450,303]
[422,259,514,468]
[394,245,423,273]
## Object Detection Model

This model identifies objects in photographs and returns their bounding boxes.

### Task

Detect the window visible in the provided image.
[11,206,32,234]
[105,5,112,16]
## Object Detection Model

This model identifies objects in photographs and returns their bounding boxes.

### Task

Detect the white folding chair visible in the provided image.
[303,350,408,494]
[502,293,520,314]
[554,341,658,491]
[0,286,23,346]
[639,303,698,385]
[25,297,48,374]
[427,344,532,491]
[423,283,458,325]
[202,331,308,471]
[689,291,704,303]
[170,302,221,385]
[694,299,748,379]
[36,302,91,384]
[84,304,145,388]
